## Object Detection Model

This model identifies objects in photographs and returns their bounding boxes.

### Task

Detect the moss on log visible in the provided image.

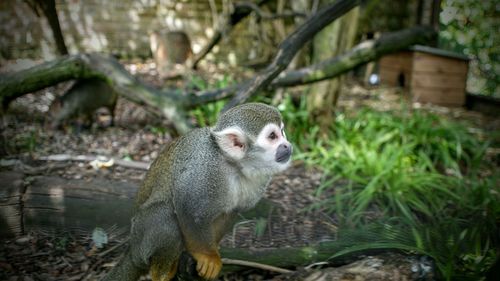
[0,53,192,134]
[272,26,436,87]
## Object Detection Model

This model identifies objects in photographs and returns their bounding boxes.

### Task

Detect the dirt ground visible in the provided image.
[1,61,497,281]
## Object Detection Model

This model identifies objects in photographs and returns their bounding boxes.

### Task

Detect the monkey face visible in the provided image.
[212,121,292,176]
[253,122,293,170]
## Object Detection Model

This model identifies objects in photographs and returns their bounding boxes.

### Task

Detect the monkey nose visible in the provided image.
[276,142,292,163]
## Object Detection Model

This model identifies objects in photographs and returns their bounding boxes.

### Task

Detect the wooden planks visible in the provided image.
[411,72,466,89]
[412,87,466,106]
[379,48,468,106]
[412,52,468,74]
[0,172,140,237]
[379,52,413,88]
[411,51,468,106]
[23,176,137,233]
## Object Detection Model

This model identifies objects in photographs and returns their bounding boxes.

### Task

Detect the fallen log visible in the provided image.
[0,172,278,237]
[0,172,138,237]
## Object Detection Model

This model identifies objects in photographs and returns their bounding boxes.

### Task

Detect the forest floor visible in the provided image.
[1,60,498,281]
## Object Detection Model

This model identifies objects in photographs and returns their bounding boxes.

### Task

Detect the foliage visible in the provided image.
[5,128,40,154]
[439,0,499,97]
[280,95,498,280]
[189,74,234,127]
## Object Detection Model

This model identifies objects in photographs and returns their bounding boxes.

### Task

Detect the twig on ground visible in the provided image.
[38,154,151,170]
[222,258,293,274]
[98,239,129,258]
[0,158,70,174]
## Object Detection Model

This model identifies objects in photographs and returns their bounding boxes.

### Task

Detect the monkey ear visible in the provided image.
[212,126,247,160]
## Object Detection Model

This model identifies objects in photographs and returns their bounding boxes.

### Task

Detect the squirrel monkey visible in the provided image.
[103,103,292,281]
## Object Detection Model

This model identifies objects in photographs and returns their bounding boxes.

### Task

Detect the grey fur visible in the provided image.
[213,103,282,136]
[102,103,288,281]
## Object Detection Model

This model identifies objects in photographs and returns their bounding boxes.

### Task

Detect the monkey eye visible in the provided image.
[268,132,277,140]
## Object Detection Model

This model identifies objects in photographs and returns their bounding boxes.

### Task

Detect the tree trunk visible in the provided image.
[306,2,360,132]
[36,0,68,55]
[416,0,441,47]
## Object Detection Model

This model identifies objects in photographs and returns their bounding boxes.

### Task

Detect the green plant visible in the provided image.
[294,105,497,280]
[12,129,39,154]
[191,100,226,127]
[147,125,168,136]
[189,74,235,127]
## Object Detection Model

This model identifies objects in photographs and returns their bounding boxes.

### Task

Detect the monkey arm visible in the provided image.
[177,212,224,279]
[174,189,227,280]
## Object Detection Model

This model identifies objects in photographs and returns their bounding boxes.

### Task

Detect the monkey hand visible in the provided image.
[192,251,222,280]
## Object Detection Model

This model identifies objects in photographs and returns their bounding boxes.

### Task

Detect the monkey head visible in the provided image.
[212,103,292,176]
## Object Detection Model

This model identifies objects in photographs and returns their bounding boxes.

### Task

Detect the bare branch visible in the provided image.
[221,258,293,274]
[38,154,151,170]
[0,53,192,134]
[236,2,307,20]
[189,0,272,69]
[271,26,437,88]
[223,0,360,111]
[185,26,435,106]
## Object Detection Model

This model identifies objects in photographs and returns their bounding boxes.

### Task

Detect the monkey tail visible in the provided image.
[101,251,144,281]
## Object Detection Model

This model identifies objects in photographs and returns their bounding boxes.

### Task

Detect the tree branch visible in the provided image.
[189,0,271,69]
[0,53,192,134]
[0,27,435,133]
[223,0,360,111]
[188,26,435,105]
[271,26,437,88]
[221,258,292,274]
[236,2,307,20]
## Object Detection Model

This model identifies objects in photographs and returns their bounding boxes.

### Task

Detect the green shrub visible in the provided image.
[281,98,497,280]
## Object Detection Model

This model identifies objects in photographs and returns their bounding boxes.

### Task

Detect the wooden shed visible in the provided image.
[379,45,469,106]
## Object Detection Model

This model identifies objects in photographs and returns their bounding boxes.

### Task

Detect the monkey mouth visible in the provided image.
[275,152,291,163]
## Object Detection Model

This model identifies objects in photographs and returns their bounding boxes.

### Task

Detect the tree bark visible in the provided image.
[0,53,192,134]
[223,0,361,111]
[35,0,68,55]
[306,2,360,132]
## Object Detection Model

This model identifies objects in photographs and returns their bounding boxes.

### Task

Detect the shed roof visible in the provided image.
[410,45,469,61]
